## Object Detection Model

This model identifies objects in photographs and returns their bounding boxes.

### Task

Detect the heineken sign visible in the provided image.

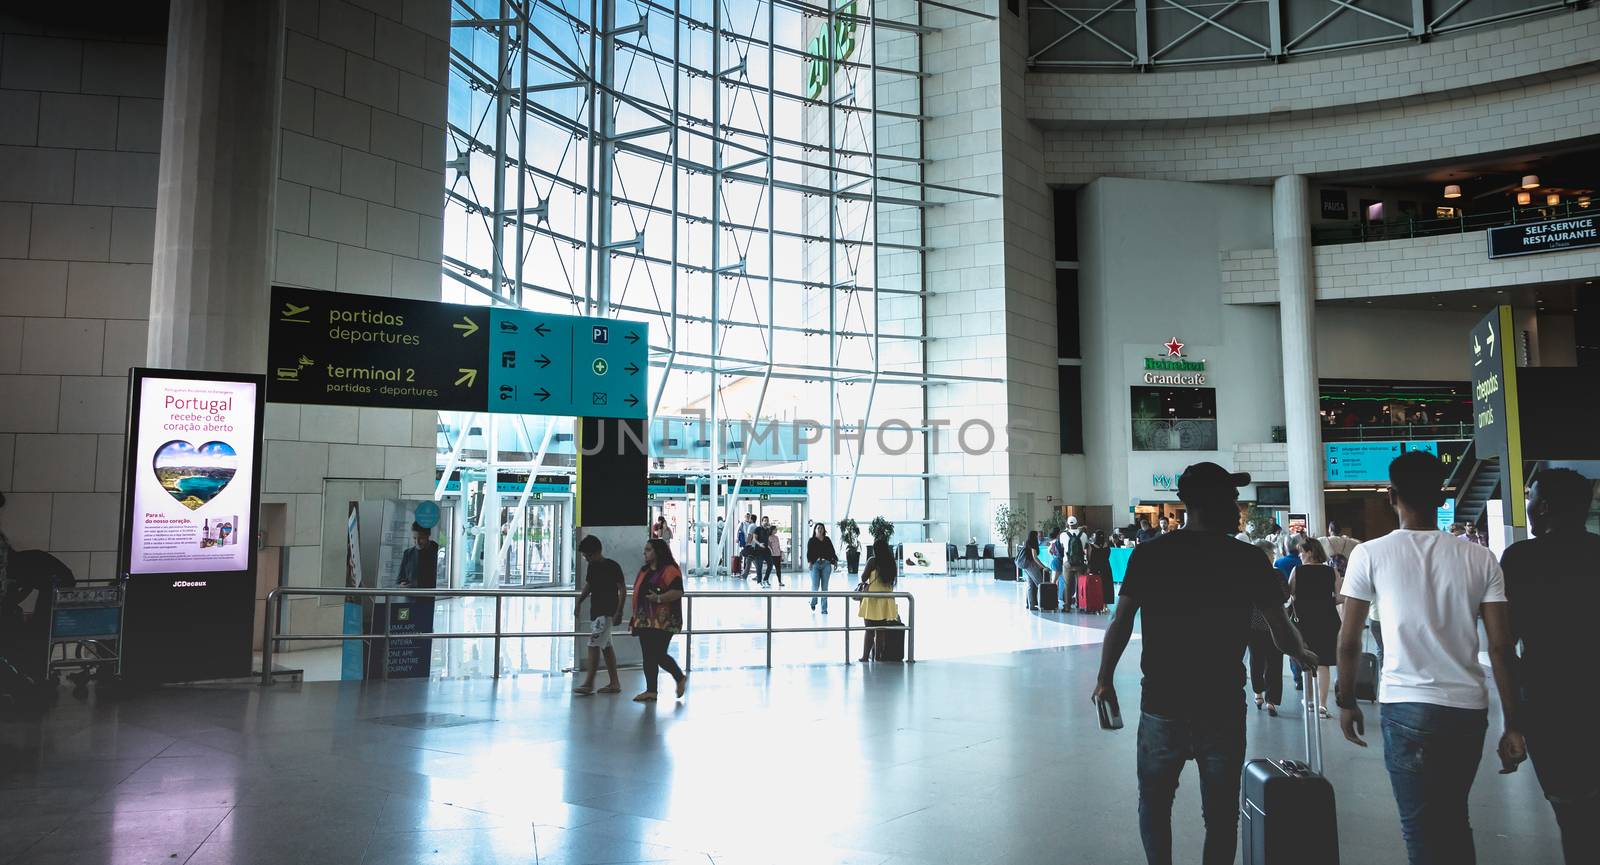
[1143,338,1207,385]
[805,2,858,100]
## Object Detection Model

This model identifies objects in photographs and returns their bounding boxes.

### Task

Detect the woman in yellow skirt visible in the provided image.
[856,539,900,661]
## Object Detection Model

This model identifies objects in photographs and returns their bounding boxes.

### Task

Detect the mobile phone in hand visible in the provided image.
[1097,695,1124,731]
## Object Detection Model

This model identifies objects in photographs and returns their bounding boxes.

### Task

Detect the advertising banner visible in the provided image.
[368,601,435,679]
[900,542,948,575]
[124,372,263,575]
[118,368,264,683]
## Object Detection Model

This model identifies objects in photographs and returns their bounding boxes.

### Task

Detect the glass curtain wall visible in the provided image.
[441,0,979,581]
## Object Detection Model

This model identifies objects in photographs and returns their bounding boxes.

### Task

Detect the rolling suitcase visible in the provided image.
[872,621,905,662]
[1354,653,1378,702]
[1038,582,1058,611]
[1353,624,1378,702]
[1077,573,1105,613]
[1241,670,1339,865]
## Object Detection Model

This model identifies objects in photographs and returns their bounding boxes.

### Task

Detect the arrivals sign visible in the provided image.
[1470,305,1525,525]
[1486,214,1599,259]
[121,369,264,575]
[268,286,647,419]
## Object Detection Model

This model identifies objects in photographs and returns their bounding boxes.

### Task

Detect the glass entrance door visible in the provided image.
[500,499,568,587]
[750,498,806,573]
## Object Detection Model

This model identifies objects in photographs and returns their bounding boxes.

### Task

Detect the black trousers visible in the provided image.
[1527,710,1600,865]
[637,628,683,693]
[1247,629,1283,706]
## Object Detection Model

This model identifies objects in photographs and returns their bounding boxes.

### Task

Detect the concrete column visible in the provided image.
[1273,175,1324,534]
[146,0,282,373]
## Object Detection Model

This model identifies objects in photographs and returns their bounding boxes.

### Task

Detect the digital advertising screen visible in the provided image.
[123,370,265,576]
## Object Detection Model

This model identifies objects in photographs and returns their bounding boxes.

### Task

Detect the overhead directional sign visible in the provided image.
[268,286,647,419]
[1470,304,1525,527]
[268,285,488,411]
[487,309,647,419]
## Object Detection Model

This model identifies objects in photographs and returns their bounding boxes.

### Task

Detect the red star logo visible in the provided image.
[1164,338,1184,357]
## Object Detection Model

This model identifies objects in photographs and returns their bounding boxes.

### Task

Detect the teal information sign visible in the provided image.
[1324,440,1457,483]
[488,309,646,419]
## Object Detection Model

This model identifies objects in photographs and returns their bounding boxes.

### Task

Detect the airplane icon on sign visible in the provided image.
[279,302,311,323]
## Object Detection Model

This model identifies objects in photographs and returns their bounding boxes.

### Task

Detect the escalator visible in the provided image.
[1447,441,1541,529]
[1449,442,1499,528]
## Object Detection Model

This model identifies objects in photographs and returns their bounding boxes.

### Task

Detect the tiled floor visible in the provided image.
[2,574,1565,864]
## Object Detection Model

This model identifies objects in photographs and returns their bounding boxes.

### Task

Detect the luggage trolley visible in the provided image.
[46,584,123,691]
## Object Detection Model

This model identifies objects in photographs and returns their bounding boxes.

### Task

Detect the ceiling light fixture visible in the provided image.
[1443,184,1462,199]
[1547,193,1561,206]
[1517,191,1533,206]
[1522,175,1541,189]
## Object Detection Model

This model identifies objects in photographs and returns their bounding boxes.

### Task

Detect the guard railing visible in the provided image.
[259,586,916,685]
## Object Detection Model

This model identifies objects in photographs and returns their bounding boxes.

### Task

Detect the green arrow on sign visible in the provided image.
[455,368,478,386]
[453,316,480,337]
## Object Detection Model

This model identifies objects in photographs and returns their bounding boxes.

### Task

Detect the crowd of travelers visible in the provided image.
[1094,454,1596,865]
[575,454,1595,865]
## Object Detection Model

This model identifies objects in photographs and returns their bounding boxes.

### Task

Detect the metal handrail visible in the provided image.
[260,586,916,685]
[1321,424,1472,443]
[1310,204,1592,247]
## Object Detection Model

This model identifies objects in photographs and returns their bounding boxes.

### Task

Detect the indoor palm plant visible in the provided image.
[837,517,862,574]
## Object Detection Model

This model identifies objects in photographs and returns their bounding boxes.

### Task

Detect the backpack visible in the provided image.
[1067,532,1087,567]
[1327,553,1349,577]
[1048,537,1064,560]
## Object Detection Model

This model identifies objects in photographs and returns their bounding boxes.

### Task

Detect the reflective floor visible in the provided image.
[3,575,1564,864]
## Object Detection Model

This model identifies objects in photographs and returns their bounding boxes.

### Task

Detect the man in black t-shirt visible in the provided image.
[1502,468,1600,865]
[574,534,627,696]
[1094,462,1316,865]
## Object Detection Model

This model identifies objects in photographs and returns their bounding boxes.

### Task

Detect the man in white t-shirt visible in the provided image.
[1334,451,1525,865]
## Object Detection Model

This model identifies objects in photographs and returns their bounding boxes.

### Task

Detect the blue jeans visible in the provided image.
[1381,702,1489,865]
[809,561,833,612]
[1135,699,1246,865]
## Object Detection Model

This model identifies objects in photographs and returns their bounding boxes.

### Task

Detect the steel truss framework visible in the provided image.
[441,0,994,581]
[1028,0,1580,68]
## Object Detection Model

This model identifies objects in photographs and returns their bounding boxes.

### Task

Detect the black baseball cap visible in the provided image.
[1177,462,1251,502]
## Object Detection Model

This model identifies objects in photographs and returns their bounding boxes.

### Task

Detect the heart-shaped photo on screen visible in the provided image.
[153,440,238,510]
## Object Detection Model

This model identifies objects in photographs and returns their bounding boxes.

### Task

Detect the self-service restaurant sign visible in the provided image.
[1486,214,1598,259]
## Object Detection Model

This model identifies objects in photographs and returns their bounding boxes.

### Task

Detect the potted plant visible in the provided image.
[993,505,1026,580]
[1040,511,1067,542]
[865,516,895,562]
[837,517,862,575]
[868,516,895,545]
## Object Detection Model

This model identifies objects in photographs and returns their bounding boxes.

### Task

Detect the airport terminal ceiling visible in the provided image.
[439,0,996,558]
[1026,0,1575,68]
